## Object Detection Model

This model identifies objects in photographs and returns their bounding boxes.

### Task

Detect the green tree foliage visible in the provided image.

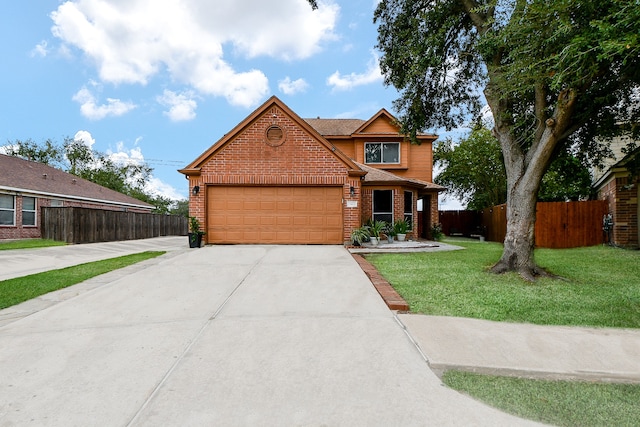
[3,137,171,213]
[435,127,507,210]
[435,126,593,209]
[374,0,640,279]
[538,153,593,202]
[3,138,63,166]
[169,199,189,217]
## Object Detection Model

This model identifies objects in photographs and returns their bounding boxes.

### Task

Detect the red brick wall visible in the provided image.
[0,195,40,240]
[598,175,639,248]
[359,187,423,240]
[189,106,358,243]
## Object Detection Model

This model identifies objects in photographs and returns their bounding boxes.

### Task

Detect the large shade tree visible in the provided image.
[434,125,593,210]
[371,0,640,280]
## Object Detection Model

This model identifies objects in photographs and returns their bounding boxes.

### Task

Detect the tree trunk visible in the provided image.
[484,81,577,281]
[491,182,540,281]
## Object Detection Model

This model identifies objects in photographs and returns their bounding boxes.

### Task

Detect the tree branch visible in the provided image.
[534,82,547,143]
[458,0,490,34]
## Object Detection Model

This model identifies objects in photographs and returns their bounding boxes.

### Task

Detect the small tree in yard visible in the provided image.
[372,0,640,280]
[434,126,507,210]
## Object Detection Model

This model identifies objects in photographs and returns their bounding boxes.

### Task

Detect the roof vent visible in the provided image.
[265,125,286,147]
[42,174,47,179]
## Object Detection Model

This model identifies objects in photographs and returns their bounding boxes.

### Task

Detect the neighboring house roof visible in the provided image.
[356,162,445,191]
[0,154,154,210]
[593,136,639,189]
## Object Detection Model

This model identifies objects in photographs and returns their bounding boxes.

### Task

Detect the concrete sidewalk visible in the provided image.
[0,236,187,281]
[0,244,542,426]
[399,314,640,384]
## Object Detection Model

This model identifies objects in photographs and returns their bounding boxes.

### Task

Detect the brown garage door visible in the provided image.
[207,186,343,244]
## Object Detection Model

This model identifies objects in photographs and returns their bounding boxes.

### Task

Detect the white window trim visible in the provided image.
[364,142,401,165]
[22,196,37,227]
[0,194,16,226]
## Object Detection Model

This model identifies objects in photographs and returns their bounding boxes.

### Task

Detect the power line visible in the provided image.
[144,158,186,166]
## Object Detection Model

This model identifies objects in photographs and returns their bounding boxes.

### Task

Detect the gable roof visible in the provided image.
[353,108,400,135]
[179,96,360,176]
[305,108,438,141]
[356,162,445,191]
[0,154,154,210]
[593,136,640,188]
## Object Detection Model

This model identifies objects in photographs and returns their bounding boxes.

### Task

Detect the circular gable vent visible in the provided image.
[265,125,286,146]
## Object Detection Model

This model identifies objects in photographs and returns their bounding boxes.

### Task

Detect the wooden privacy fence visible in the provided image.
[41,207,188,244]
[438,210,483,237]
[440,200,609,248]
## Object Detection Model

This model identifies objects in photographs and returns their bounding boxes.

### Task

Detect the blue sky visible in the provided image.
[0,0,465,208]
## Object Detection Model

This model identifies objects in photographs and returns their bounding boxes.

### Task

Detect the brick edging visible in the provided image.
[351,254,410,311]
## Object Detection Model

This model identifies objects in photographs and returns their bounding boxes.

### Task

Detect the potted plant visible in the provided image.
[350,226,370,246]
[431,222,443,241]
[393,218,409,241]
[383,222,396,243]
[188,216,205,248]
[367,220,386,245]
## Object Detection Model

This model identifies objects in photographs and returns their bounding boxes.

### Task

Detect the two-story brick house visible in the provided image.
[179,96,443,245]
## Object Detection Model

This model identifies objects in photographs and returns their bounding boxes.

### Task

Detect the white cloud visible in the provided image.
[145,177,184,200]
[157,90,198,121]
[107,142,145,166]
[106,141,183,200]
[278,77,309,95]
[72,86,136,120]
[327,51,383,91]
[73,130,96,149]
[30,40,49,57]
[50,0,339,108]
[0,145,16,155]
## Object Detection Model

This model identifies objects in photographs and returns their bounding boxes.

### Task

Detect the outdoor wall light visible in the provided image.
[350,186,355,197]
[192,185,200,195]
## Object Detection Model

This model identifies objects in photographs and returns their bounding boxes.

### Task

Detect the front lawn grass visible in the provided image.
[443,370,640,427]
[0,251,165,309]
[0,239,66,250]
[365,239,640,328]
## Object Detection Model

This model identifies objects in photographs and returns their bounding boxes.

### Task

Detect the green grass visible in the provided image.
[0,239,67,250]
[365,239,640,328]
[0,251,165,309]
[443,370,640,427]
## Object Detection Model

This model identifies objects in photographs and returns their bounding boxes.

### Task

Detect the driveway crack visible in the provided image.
[125,249,268,427]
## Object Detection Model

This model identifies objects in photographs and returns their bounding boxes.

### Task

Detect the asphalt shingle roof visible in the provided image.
[356,162,445,191]
[0,154,154,209]
[303,118,366,136]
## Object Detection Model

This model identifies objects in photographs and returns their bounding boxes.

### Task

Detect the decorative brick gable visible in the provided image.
[199,106,349,183]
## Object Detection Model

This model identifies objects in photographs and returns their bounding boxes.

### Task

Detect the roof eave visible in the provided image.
[0,185,154,210]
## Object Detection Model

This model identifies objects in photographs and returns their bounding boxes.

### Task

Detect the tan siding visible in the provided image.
[362,116,398,134]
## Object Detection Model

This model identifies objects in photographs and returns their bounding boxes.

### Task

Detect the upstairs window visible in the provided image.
[365,142,400,164]
[0,194,15,226]
[22,196,36,226]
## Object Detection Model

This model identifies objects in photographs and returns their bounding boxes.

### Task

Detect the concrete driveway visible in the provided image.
[0,243,542,426]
